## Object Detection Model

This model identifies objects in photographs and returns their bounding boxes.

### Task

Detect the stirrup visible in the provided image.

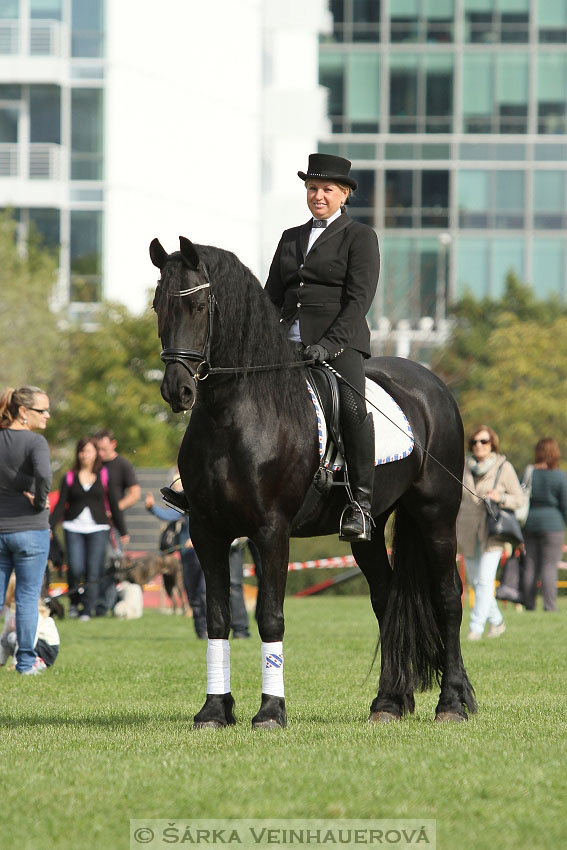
[339,502,373,542]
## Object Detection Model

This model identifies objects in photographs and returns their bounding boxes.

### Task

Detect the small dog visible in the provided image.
[110,553,187,615]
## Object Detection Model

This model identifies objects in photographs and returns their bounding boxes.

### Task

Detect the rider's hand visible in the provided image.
[303,344,330,363]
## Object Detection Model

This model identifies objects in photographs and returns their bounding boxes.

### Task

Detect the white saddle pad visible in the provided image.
[307,378,414,470]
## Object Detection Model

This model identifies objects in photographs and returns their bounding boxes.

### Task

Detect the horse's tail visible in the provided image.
[380,502,444,714]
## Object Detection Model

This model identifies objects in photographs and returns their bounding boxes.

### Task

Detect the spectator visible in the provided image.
[229,538,251,639]
[457,424,524,641]
[93,428,140,614]
[50,437,127,621]
[145,491,207,639]
[522,438,567,613]
[0,385,52,674]
[0,574,60,670]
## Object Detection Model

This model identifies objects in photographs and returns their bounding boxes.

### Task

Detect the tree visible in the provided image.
[48,300,188,470]
[432,274,567,472]
[0,211,64,391]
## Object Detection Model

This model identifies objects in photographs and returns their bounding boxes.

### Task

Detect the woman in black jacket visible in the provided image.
[265,153,380,540]
[51,436,127,620]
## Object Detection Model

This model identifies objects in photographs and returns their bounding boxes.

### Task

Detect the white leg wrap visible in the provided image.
[206,639,230,694]
[261,640,284,698]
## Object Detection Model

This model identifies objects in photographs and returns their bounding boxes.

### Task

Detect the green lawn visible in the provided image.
[1,596,566,850]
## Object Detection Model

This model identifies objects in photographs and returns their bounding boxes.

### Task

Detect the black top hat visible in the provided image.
[298,153,357,191]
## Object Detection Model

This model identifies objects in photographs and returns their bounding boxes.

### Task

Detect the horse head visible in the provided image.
[150,236,212,412]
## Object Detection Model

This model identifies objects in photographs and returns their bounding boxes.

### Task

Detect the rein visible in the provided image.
[158,265,478,503]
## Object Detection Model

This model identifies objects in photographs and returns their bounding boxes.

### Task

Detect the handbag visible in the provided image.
[515,465,533,526]
[484,462,524,547]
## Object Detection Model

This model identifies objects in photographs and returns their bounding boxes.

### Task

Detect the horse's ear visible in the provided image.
[179,236,199,269]
[149,238,168,270]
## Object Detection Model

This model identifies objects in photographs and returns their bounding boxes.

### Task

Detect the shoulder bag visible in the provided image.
[485,462,524,547]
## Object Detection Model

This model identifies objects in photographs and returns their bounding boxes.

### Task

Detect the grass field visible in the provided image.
[1,595,566,850]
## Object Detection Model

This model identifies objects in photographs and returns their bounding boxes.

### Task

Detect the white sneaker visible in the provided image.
[487,622,506,638]
[467,630,482,641]
[68,605,79,619]
[78,614,91,622]
[19,658,47,675]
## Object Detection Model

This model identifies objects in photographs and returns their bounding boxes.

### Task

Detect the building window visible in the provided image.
[390,0,454,44]
[72,0,104,58]
[533,171,567,229]
[349,168,376,226]
[385,169,449,228]
[538,0,567,44]
[533,238,567,299]
[29,207,60,249]
[327,0,381,44]
[463,53,528,133]
[389,53,453,134]
[380,236,440,323]
[70,209,102,302]
[464,0,529,44]
[71,88,103,179]
[537,53,567,134]
[30,85,60,144]
[456,236,524,298]
[320,49,380,133]
[458,170,525,228]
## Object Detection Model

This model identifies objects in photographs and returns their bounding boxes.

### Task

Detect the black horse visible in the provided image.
[150,236,476,729]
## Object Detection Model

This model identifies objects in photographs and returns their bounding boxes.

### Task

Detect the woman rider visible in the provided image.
[265,153,380,541]
[162,153,380,541]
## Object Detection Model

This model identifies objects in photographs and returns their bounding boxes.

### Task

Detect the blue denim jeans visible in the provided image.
[64,529,109,617]
[0,529,50,672]
[466,542,504,635]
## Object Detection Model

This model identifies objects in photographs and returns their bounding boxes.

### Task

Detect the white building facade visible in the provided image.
[0,0,331,315]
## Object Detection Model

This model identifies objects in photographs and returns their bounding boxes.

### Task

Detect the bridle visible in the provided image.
[159,262,217,383]
[159,260,311,387]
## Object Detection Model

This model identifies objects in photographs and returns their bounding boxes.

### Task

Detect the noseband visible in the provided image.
[159,262,216,384]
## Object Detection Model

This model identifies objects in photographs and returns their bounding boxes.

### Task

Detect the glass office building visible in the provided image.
[319,0,567,350]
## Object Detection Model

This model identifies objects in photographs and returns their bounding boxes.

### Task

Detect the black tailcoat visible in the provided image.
[265,210,380,358]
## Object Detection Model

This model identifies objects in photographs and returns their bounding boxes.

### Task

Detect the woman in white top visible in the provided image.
[50,436,126,620]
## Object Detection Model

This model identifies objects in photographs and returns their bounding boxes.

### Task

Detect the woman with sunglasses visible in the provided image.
[457,425,524,641]
[0,386,52,674]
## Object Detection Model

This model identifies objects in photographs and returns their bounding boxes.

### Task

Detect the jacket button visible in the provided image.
[299,282,304,286]
[297,303,301,308]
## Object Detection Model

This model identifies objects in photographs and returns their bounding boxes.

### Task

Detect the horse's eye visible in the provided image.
[197,303,206,312]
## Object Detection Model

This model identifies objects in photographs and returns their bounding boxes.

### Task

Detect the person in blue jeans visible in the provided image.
[145,491,207,638]
[0,385,52,675]
[50,437,127,620]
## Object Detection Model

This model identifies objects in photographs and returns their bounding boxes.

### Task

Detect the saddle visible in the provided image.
[291,364,345,533]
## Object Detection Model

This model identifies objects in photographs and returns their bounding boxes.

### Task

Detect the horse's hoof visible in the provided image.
[435,711,467,723]
[252,694,287,729]
[194,692,236,728]
[252,718,284,730]
[369,711,400,723]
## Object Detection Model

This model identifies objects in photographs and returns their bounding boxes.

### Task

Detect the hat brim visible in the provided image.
[298,170,357,191]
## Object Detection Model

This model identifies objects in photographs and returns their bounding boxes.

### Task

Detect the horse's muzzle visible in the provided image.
[161,366,196,412]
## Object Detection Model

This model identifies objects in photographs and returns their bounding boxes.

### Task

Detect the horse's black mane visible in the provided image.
[154,244,311,417]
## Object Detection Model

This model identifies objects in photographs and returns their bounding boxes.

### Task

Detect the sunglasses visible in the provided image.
[471,438,490,446]
[29,408,50,415]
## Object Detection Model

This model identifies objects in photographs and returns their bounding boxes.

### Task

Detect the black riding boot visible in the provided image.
[339,413,375,542]
[160,487,190,514]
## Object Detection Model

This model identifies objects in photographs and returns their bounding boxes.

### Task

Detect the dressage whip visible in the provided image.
[320,360,486,506]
